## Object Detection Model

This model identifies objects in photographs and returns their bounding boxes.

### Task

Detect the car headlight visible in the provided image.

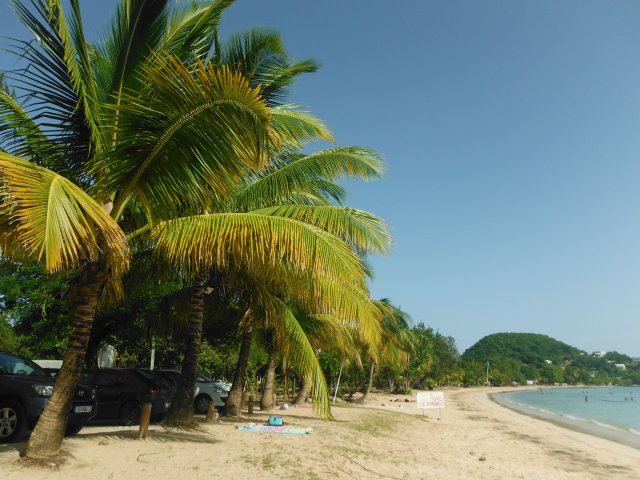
[32,385,54,396]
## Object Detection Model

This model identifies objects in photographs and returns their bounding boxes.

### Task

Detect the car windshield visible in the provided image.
[0,353,48,376]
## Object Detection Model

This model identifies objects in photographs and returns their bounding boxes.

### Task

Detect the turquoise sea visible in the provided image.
[493,387,640,448]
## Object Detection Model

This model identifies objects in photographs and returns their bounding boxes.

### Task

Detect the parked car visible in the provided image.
[0,352,96,442]
[81,369,173,426]
[155,369,228,414]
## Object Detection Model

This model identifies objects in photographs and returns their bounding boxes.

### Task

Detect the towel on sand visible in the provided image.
[236,423,313,435]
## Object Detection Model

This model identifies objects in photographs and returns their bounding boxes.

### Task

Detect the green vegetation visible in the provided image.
[1,0,638,464]
[461,333,640,386]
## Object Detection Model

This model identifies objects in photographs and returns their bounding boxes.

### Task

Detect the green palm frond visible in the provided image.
[238,265,382,351]
[220,28,286,79]
[0,152,128,273]
[7,0,97,176]
[0,84,57,162]
[255,57,319,106]
[253,205,391,255]
[165,0,233,61]
[94,0,168,104]
[220,28,319,106]
[150,212,366,283]
[309,276,383,350]
[99,58,274,220]
[230,147,383,211]
[253,287,332,417]
[269,106,334,147]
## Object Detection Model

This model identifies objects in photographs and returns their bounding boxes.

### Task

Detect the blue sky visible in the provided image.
[1,1,639,356]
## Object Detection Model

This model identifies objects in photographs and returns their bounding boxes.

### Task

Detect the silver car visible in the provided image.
[194,373,229,413]
[156,370,228,414]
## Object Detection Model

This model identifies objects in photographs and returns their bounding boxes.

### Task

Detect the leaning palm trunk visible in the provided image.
[356,360,375,404]
[165,277,206,425]
[25,262,107,459]
[224,325,253,416]
[294,376,311,405]
[259,350,277,411]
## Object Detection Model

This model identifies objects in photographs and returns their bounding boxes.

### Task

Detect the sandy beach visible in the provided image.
[2,388,639,480]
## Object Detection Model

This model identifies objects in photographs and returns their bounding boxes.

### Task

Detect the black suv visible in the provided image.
[81,369,173,426]
[0,352,97,442]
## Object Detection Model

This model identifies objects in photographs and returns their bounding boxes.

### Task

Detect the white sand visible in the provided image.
[2,387,639,479]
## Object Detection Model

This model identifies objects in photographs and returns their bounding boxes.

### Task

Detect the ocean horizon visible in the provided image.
[492,386,640,449]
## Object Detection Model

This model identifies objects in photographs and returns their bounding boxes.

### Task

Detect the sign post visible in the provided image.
[416,391,445,419]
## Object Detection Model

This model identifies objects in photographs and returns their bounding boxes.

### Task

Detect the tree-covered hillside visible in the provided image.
[462,333,582,366]
[461,333,640,386]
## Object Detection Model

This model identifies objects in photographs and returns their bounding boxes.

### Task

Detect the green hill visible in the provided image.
[462,332,583,366]
[461,333,639,386]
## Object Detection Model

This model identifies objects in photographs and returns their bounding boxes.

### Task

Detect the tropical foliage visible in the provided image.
[0,0,400,459]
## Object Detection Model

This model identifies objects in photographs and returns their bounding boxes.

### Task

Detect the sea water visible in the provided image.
[493,386,640,448]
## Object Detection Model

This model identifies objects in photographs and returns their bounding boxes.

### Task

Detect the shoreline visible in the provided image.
[490,389,640,450]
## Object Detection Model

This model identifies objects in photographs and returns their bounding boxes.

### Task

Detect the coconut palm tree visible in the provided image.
[357,299,415,403]
[159,27,392,423]
[0,0,333,459]
[160,27,324,424]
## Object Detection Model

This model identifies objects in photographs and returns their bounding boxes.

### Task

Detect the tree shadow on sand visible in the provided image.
[72,427,219,444]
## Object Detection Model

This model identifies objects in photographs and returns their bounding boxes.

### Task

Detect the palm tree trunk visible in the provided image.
[260,349,276,411]
[25,262,107,459]
[165,277,206,425]
[224,324,253,416]
[294,376,310,405]
[357,360,375,404]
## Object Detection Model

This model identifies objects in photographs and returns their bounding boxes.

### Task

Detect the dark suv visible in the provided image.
[81,369,173,426]
[0,352,97,442]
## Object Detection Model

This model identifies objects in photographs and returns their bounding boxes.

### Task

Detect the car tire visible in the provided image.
[120,401,141,426]
[0,400,26,442]
[194,394,211,414]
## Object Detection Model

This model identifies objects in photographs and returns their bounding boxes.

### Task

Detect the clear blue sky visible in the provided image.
[2,1,640,356]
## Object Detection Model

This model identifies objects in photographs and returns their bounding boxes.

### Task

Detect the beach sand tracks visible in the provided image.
[548,448,633,477]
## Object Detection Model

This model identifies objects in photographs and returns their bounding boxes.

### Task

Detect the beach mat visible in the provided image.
[236,423,313,435]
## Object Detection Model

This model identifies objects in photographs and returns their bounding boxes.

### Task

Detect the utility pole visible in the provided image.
[150,336,156,371]
[486,361,490,387]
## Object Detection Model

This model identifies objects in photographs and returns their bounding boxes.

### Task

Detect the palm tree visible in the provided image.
[161,27,324,424]
[358,299,415,403]
[0,0,318,459]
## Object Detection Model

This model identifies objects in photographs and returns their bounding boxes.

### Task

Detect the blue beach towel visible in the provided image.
[236,423,313,435]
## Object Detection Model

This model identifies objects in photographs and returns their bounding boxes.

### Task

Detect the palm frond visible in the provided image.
[150,212,366,284]
[0,82,57,162]
[253,205,391,255]
[230,146,383,212]
[220,29,318,106]
[165,0,233,61]
[269,106,334,147]
[6,0,98,176]
[0,152,129,273]
[254,287,332,417]
[98,58,274,221]
[94,0,169,104]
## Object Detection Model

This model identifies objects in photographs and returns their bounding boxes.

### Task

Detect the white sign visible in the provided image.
[416,391,445,409]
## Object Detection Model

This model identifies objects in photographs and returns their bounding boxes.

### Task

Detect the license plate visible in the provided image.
[74,405,93,413]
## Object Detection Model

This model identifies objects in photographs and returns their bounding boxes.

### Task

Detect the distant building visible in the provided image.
[614,364,627,371]
[592,351,607,357]
[544,359,552,365]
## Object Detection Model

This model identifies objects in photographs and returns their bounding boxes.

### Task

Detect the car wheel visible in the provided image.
[0,400,26,442]
[120,401,141,426]
[194,394,211,414]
